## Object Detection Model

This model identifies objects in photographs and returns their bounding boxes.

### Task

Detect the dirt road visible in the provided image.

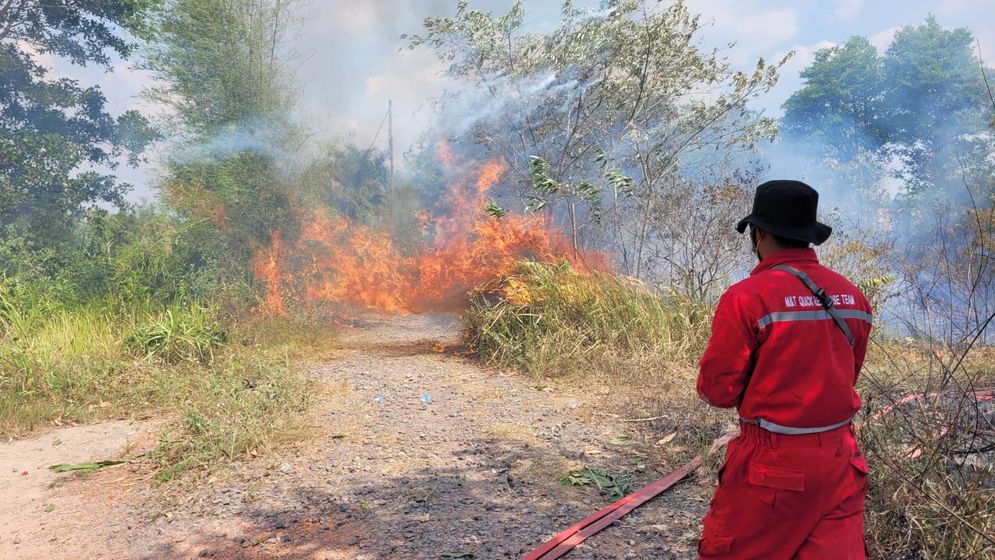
[0,314,711,559]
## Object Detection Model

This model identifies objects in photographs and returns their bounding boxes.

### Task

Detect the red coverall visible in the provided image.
[697,248,873,559]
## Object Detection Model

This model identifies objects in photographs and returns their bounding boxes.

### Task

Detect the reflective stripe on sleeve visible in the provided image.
[757,309,873,330]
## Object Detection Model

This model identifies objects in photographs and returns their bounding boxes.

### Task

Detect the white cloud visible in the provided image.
[937,0,988,16]
[869,27,898,53]
[316,2,388,34]
[690,0,800,64]
[834,0,863,21]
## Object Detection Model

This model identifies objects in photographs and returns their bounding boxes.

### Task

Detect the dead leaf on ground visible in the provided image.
[655,432,677,447]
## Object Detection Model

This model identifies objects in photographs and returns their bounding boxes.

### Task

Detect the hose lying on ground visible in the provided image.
[521,389,995,560]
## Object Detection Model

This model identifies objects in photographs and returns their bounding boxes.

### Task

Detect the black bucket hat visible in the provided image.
[735,180,832,245]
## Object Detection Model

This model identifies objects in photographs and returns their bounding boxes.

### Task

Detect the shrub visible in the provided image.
[125,304,228,365]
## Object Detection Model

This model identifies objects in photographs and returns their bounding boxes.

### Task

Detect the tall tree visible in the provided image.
[781,36,883,159]
[143,0,301,271]
[0,1,158,245]
[781,17,993,198]
[880,16,987,147]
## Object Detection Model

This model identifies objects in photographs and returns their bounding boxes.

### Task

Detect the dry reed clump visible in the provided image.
[463,260,710,378]
[857,339,995,559]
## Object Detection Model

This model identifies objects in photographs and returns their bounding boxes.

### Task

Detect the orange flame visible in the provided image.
[253,230,286,315]
[436,140,455,169]
[252,156,605,314]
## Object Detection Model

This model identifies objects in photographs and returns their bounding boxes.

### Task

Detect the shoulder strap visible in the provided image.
[771,264,855,347]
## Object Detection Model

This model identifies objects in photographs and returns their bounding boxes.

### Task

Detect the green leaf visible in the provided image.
[607,437,631,446]
[559,466,633,498]
[484,199,508,219]
[525,195,548,212]
[529,156,560,195]
[48,460,124,474]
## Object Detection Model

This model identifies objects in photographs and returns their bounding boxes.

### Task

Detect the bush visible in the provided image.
[125,304,228,365]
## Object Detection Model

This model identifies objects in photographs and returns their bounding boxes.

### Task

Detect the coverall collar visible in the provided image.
[750,247,819,276]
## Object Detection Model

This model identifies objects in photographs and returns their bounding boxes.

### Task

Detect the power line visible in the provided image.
[366,105,390,153]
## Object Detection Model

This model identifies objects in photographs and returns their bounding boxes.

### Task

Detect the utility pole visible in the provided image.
[387,99,395,191]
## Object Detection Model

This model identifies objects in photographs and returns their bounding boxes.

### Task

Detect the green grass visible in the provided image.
[0,288,334,480]
[148,342,313,481]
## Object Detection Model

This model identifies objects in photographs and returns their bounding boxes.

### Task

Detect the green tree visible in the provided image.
[143,0,301,276]
[880,16,987,146]
[0,1,158,245]
[781,36,883,158]
[781,17,993,197]
[301,146,388,226]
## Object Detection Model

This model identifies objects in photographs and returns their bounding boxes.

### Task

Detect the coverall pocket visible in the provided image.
[850,453,870,495]
[850,454,870,475]
[698,531,734,555]
[747,461,806,492]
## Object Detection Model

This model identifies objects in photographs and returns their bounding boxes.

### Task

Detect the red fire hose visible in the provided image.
[522,390,995,560]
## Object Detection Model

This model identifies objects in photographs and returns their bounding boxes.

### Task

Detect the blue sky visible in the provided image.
[36,0,995,201]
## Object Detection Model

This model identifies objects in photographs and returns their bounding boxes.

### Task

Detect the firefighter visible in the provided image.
[696,180,873,559]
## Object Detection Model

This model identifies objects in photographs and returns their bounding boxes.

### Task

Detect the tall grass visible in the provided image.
[0,281,327,479]
[464,260,709,377]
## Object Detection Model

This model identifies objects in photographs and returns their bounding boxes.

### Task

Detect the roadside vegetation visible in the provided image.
[0,218,333,479]
[0,1,342,480]
[2,1,994,558]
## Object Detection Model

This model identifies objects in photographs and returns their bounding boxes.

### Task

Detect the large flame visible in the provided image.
[252,153,603,315]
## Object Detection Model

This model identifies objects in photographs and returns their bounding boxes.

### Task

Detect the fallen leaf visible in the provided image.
[607,437,631,446]
[49,461,124,474]
[44,504,55,513]
[654,432,677,447]
[417,513,430,523]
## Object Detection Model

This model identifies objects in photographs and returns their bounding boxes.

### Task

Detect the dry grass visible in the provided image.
[464,259,995,559]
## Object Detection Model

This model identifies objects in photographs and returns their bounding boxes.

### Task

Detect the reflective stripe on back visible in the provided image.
[757,309,873,330]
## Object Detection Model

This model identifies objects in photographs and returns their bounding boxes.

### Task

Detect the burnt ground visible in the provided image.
[1,314,721,560]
